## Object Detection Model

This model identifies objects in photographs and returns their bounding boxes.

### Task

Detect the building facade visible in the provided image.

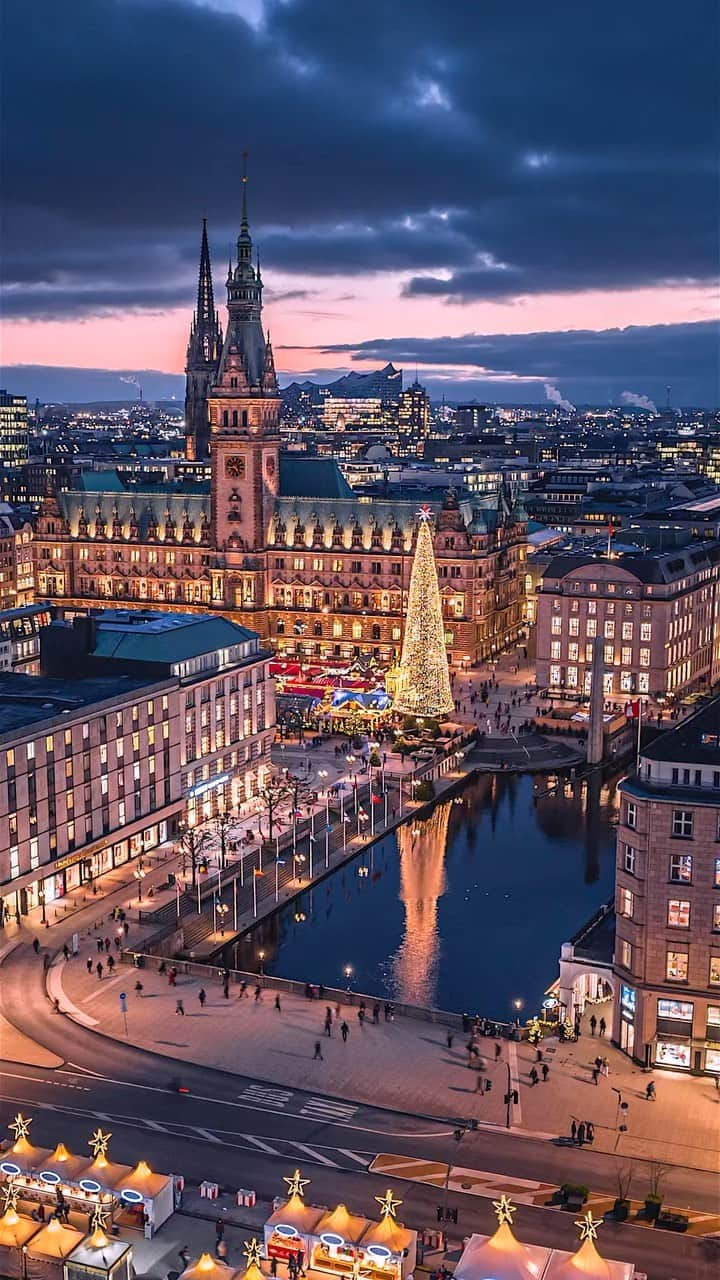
[613,700,720,1075]
[31,184,527,669]
[536,539,720,700]
[0,610,274,921]
[0,390,29,468]
[0,504,34,611]
[397,379,430,454]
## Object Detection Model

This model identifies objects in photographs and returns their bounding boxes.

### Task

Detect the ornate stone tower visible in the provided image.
[185,219,223,460]
[207,165,281,623]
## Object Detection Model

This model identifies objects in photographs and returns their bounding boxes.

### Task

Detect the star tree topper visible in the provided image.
[417,505,433,522]
[492,1194,516,1226]
[575,1210,602,1242]
[283,1169,310,1200]
[375,1189,402,1219]
[9,1113,31,1143]
[243,1238,263,1268]
[89,1128,112,1159]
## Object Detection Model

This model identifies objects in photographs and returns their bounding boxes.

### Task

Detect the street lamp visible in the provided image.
[258,949,265,975]
[344,964,353,990]
[133,867,146,902]
[217,903,229,937]
[38,886,46,925]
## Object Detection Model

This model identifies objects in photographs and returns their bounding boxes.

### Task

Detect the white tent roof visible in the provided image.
[455,1225,550,1280]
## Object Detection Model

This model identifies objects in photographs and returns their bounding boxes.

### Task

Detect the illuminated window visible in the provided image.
[713,905,720,932]
[618,887,634,918]
[667,899,690,928]
[711,957,720,986]
[666,950,689,981]
[551,616,562,635]
[639,648,650,667]
[618,938,632,969]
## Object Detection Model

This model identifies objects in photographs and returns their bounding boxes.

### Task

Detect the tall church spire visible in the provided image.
[185,219,223,460]
[215,155,277,395]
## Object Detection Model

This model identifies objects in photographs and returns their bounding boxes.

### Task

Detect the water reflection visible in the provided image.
[231,771,620,1018]
[388,802,451,1007]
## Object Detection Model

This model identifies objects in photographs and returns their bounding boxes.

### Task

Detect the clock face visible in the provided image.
[225,455,246,479]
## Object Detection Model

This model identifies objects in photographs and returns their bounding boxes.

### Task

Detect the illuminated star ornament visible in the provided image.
[9,1113,32,1143]
[243,1238,263,1268]
[89,1128,112,1159]
[575,1210,602,1242]
[283,1169,310,1200]
[375,1189,402,1219]
[416,505,433,522]
[91,1205,111,1235]
[1,1181,19,1215]
[492,1194,516,1226]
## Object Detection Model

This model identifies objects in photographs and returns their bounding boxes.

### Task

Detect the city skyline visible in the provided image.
[2,0,719,404]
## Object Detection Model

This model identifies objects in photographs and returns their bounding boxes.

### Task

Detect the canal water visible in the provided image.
[232,771,619,1020]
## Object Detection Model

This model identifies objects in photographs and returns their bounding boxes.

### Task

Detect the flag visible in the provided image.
[625,699,641,719]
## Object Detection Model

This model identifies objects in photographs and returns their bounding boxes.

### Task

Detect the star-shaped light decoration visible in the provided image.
[575,1210,602,1243]
[492,1194,516,1226]
[416,505,433,523]
[283,1168,310,1200]
[375,1189,402,1220]
[1,1181,19,1215]
[243,1238,263,1269]
[88,1128,112,1159]
[90,1205,111,1235]
[8,1113,31,1143]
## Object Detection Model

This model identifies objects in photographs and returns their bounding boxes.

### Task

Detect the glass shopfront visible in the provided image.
[705,1048,720,1074]
[655,1039,691,1069]
[619,984,636,1058]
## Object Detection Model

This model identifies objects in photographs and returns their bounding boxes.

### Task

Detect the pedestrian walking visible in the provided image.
[179,1247,190,1268]
[96,938,104,954]
[199,988,207,1008]
[586,1121,595,1143]
[373,1002,380,1024]
[601,1057,609,1078]
[341,1021,349,1042]
[168,967,177,987]
[570,1119,577,1143]
[599,1016,606,1037]
[447,1030,454,1050]
[215,1219,225,1242]
[107,954,115,974]
[270,1257,278,1278]
[62,944,70,961]
[645,1081,656,1101]
[529,1066,539,1086]
[254,985,262,1002]
[86,957,93,974]
[589,1014,597,1036]
[591,1067,599,1085]
[176,999,185,1016]
[577,1121,586,1146]
[296,1249,306,1277]
[135,980,144,996]
[313,1041,323,1060]
[32,937,40,954]
[104,936,111,952]
[223,979,230,1000]
[574,1015,582,1039]
[541,1062,549,1082]
[536,1048,543,1062]
[123,920,129,936]
[357,1006,365,1026]
[96,961,103,979]
[275,994,282,1012]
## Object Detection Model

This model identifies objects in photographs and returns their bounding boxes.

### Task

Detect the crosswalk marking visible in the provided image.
[291,1143,339,1166]
[338,1149,369,1166]
[300,1097,358,1123]
[194,1126,223,1143]
[144,1119,168,1132]
[242,1134,279,1153]
[240,1084,293,1109]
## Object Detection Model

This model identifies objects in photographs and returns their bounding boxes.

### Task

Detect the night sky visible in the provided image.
[2,0,719,404]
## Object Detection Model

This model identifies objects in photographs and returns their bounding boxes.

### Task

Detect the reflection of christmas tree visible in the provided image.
[391,801,451,1005]
[393,511,454,718]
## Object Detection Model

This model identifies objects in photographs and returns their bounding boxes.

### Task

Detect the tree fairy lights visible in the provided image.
[392,509,454,719]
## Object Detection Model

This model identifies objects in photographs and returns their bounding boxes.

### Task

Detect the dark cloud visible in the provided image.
[298,321,720,405]
[1,0,717,322]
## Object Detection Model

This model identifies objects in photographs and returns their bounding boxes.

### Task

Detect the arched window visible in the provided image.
[222,410,229,428]
[232,410,238,428]
[242,410,248,428]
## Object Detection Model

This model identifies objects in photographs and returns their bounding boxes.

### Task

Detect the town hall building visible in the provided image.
[33,178,527,668]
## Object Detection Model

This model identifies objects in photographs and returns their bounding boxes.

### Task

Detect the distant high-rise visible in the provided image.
[184,220,223,461]
[456,401,492,431]
[0,390,29,467]
[398,378,430,453]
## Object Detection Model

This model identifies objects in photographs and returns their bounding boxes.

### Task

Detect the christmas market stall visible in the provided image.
[178,1236,266,1280]
[25,1215,85,1280]
[113,1159,174,1234]
[64,1213,134,1280]
[0,1112,52,1176]
[264,1171,324,1264]
[0,1121,116,1231]
[454,1197,550,1280]
[543,1212,635,1280]
[264,1174,416,1280]
[0,1191,42,1279]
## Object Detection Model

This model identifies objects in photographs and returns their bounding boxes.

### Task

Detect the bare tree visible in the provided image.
[615,1164,633,1203]
[214,809,234,871]
[177,822,207,887]
[258,779,291,842]
[646,1161,668,1199]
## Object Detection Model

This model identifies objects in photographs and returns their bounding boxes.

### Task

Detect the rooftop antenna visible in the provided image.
[666,385,671,410]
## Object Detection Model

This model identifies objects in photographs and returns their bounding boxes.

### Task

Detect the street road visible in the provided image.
[1,939,719,1278]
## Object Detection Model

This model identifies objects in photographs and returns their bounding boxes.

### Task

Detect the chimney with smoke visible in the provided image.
[620,391,657,413]
[544,383,576,414]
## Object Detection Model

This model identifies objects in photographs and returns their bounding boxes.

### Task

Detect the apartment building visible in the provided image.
[614,699,720,1074]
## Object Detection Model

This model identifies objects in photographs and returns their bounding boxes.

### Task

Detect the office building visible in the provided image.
[0,391,29,468]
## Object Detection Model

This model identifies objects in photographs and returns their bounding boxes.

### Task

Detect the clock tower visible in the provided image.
[208,167,281,595]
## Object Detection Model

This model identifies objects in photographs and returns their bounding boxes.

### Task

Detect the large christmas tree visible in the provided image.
[393,510,455,719]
